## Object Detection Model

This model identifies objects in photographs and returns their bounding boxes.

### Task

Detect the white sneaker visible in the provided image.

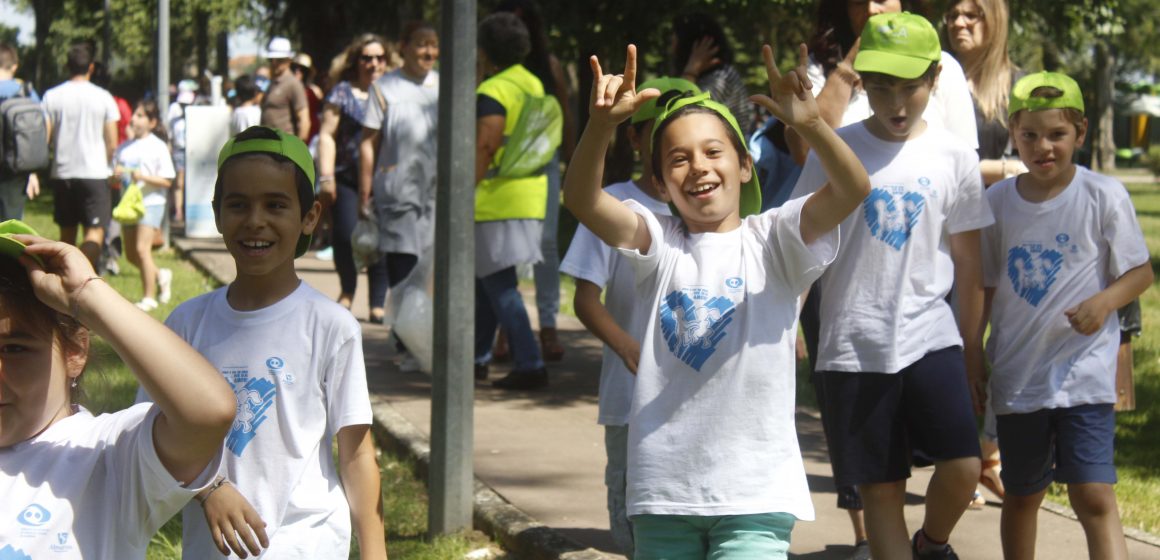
[135,297,159,311]
[157,268,173,303]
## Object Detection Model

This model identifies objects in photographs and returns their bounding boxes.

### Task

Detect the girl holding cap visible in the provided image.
[0,228,234,558]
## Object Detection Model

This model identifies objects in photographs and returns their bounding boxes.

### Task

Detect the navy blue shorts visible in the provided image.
[817,346,982,487]
[996,403,1117,496]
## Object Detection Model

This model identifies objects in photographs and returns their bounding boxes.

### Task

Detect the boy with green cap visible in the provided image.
[982,72,1150,560]
[565,42,869,558]
[137,126,387,559]
[789,12,993,560]
[560,76,697,558]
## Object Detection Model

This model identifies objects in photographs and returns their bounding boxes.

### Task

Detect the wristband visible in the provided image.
[195,476,229,506]
[318,175,335,184]
[69,276,104,318]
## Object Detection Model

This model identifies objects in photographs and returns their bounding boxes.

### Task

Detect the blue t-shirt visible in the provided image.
[0,79,39,102]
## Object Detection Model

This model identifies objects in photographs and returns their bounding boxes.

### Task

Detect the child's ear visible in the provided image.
[301,200,323,234]
[626,125,642,152]
[739,154,753,184]
[652,176,671,202]
[1076,117,1089,147]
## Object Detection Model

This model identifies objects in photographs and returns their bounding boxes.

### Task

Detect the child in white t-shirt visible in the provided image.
[788,13,993,560]
[0,221,234,558]
[563,44,868,559]
[560,76,698,558]
[112,99,176,312]
[982,72,1151,560]
[137,126,386,559]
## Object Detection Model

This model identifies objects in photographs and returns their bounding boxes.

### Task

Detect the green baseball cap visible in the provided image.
[854,12,941,79]
[1009,72,1085,117]
[631,77,701,125]
[650,92,761,218]
[217,126,317,258]
[0,219,43,265]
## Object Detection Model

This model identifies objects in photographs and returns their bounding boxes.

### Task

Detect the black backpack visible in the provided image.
[0,81,49,174]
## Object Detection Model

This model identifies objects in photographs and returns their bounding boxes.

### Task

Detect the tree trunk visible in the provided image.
[1093,40,1116,171]
[30,0,64,88]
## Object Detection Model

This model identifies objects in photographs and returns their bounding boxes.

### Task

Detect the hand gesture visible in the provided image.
[12,235,99,317]
[1065,295,1112,336]
[749,44,820,131]
[830,38,862,90]
[200,482,269,558]
[682,36,721,79]
[588,45,660,129]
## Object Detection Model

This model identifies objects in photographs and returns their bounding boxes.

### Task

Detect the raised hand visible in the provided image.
[588,44,660,128]
[682,36,721,79]
[13,235,99,317]
[749,43,820,131]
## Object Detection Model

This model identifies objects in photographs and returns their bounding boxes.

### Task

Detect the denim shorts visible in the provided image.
[633,512,794,560]
[140,203,165,229]
[996,403,1116,496]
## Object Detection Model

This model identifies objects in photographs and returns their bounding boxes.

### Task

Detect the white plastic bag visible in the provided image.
[387,248,435,372]
[351,211,380,270]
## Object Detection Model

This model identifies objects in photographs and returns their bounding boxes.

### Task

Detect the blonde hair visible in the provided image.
[945,0,1014,124]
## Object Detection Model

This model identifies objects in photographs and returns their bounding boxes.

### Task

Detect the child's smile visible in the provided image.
[655,113,747,233]
[1012,108,1086,194]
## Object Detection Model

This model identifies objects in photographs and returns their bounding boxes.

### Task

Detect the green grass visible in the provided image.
[20,193,502,558]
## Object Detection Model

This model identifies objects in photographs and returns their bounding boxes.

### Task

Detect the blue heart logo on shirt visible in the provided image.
[863,188,925,250]
[1007,245,1063,307]
[659,290,736,372]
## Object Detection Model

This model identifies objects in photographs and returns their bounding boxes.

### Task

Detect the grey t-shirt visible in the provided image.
[42,80,119,179]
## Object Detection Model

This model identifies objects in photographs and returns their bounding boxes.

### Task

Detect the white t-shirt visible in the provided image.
[617,195,836,519]
[146,282,373,559]
[790,123,993,373]
[0,404,220,559]
[982,168,1150,415]
[114,133,176,207]
[559,180,671,426]
[807,51,979,149]
[42,80,120,179]
[231,105,263,136]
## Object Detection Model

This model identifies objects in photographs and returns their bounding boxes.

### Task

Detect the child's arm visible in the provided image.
[562,45,659,253]
[750,44,869,246]
[575,279,640,374]
[197,482,269,557]
[359,125,381,214]
[338,425,388,560]
[951,230,988,414]
[131,170,172,189]
[18,236,235,483]
[1066,263,1153,335]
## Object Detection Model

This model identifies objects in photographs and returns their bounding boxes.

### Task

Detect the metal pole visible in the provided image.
[156,0,171,248]
[429,0,477,536]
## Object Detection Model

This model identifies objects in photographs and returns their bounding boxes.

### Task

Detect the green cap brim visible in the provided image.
[632,77,701,124]
[0,219,43,265]
[650,92,761,219]
[853,50,934,80]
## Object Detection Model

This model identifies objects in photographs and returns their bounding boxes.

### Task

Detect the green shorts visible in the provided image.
[632,512,794,559]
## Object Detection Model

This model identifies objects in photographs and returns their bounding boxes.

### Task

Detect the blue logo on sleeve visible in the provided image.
[16,504,50,526]
[863,188,925,250]
[226,377,277,456]
[1007,244,1063,306]
[658,289,736,371]
[0,545,33,560]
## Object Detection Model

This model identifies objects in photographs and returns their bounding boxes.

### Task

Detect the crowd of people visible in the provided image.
[0,0,1151,559]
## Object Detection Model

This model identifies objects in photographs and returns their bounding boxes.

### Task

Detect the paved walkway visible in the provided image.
[176,236,1160,559]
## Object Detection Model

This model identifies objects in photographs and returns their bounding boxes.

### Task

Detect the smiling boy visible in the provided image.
[789,12,993,560]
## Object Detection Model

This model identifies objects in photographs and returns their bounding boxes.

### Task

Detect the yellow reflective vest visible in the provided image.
[475,64,549,222]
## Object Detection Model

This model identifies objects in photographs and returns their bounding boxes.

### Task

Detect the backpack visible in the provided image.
[0,81,49,174]
[494,77,562,179]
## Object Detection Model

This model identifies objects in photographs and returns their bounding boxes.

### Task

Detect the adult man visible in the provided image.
[42,40,119,267]
[260,37,311,142]
[0,43,41,220]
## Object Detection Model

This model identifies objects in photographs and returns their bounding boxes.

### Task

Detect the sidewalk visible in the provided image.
[176,236,1160,559]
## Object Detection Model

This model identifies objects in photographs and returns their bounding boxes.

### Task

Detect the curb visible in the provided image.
[370,397,616,560]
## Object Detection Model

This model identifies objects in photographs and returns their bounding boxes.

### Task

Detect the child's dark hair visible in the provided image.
[649,99,748,181]
[0,255,89,399]
[66,40,95,77]
[212,127,316,220]
[670,12,734,75]
[234,74,259,104]
[1009,86,1086,132]
[136,99,169,144]
[860,62,940,86]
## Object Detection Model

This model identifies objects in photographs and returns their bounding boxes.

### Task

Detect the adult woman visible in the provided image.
[495,0,574,362]
[358,22,439,358]
[943,0,1026,186]
[318,34,390,320]
[474,13,556,390]
[787,0,978,164]
[671,12,756,137]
